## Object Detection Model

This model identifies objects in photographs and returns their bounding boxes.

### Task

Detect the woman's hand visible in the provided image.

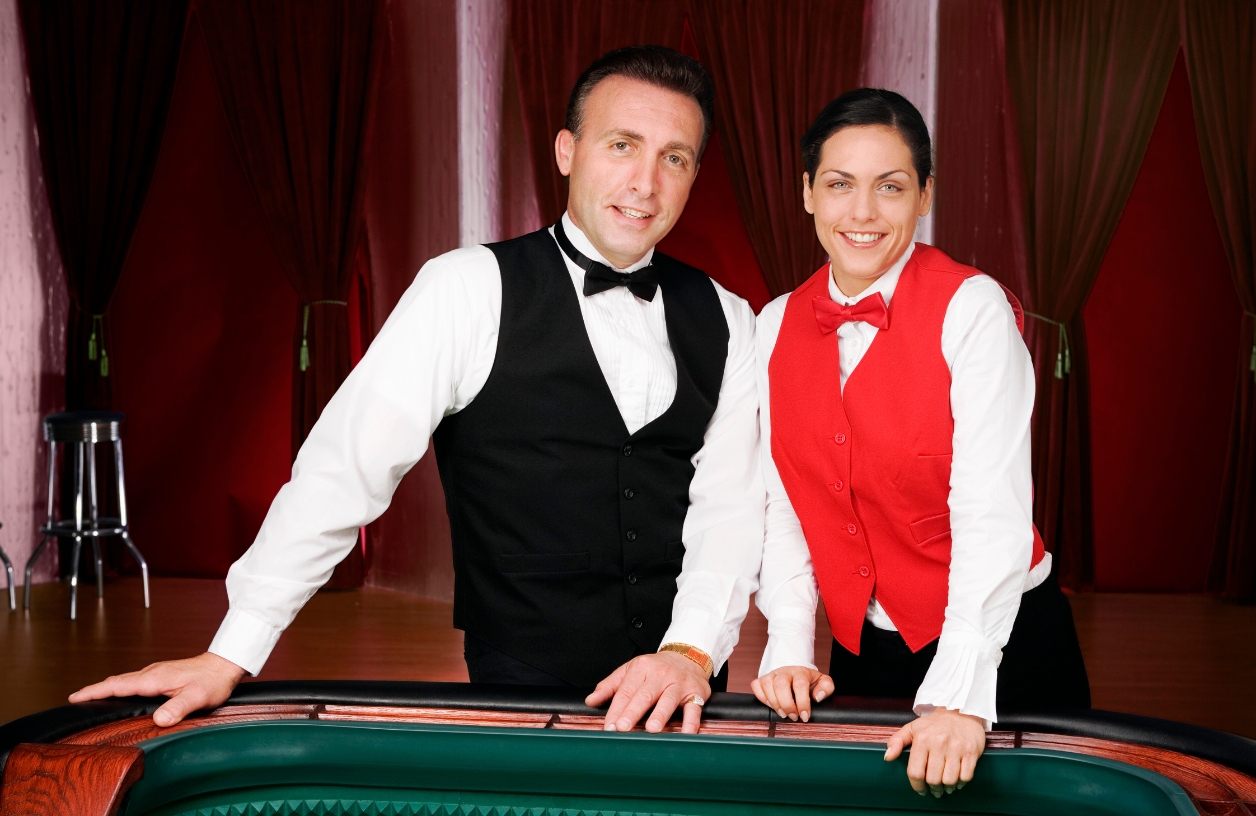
[884,708,986,797]
[750,666,835,723]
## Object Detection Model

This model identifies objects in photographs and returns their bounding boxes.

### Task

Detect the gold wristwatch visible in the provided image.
[658,642,714,678]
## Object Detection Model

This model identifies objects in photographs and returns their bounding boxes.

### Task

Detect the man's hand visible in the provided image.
[884,708,986,797]
[750,666,834,723]
[69,652,247,727]
[585,651,711,734]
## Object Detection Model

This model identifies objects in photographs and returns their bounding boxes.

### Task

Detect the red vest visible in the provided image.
[768,244,1045,654]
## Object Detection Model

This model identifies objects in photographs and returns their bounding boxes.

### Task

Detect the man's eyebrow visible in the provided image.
[598,128,645,143]
[662,140,697,160]
[596,129,697,160]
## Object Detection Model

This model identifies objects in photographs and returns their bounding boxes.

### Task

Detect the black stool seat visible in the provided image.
[42,412,125,443]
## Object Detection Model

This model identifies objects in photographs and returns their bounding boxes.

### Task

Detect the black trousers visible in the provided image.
[464,632,730,692]
[829,575,1091,712]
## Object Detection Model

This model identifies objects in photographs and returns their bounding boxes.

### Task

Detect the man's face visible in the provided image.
[555,76,703,269]
[802,125,933,296]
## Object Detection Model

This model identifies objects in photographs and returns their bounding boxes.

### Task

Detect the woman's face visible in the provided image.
[803,125,933,296]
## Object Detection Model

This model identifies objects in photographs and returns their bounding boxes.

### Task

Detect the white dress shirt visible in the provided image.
[209,214,764,678]
[755,242,1050,727]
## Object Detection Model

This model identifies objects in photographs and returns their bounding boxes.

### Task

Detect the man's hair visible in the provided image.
[564,46,715,159]
[801,88,933,187]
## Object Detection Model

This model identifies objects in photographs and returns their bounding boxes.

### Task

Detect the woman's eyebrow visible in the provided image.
[820,168,910,179]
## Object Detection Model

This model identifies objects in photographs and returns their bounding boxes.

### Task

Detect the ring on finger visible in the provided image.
[686,694,705,707]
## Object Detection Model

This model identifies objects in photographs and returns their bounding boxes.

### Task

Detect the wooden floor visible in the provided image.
[2,577,1254,738]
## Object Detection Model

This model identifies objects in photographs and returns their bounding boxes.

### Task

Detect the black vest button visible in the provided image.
[624,488,635,499]
[631,617,644,629]
[628,573,638,584]
[622,444,633,456]
[625,529,638,541]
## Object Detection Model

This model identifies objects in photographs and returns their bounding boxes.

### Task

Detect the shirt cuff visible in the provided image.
[659,615,726,674]
[207,609,284,677]
[913,630,1002,730]
[757,613,818,676]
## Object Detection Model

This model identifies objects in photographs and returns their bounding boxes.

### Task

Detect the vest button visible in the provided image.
[631,617,644,629]
[624,488,635,499]
[833,480,844,491]
[622,444,633,456]
[847,523,857,535]
[625,530,638,541]
[628,573,638,585]
[834,433,847,444]
[859,566,870,577]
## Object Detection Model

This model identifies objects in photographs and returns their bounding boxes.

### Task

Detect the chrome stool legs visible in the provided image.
[24,412,149,619]
[0,522,13,611]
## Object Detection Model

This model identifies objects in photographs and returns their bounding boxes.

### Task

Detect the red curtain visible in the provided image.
[197,0,383,587]
[196,0,382,457]
[1000,0,1180,589]
[689,0,863,297]
[1083,55,1242,591]
[18,0,190,411]
[1181,0,1256,600]
[935,0,1023,290]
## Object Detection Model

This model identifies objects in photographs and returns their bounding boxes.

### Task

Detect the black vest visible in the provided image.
[432,227,729,686]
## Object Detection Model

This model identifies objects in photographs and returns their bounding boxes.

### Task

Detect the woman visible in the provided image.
[750,89,1090,797]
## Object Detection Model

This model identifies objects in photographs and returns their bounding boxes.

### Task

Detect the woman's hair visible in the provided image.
[800,88,932,187]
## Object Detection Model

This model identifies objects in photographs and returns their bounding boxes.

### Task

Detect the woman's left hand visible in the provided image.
[884,708,986,797]
[750,666,835,723]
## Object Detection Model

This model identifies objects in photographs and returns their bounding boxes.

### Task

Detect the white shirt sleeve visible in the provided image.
[912,275,1038,728]
[208,247,502,675]
[753,295,821,675]
[658,283,766,674]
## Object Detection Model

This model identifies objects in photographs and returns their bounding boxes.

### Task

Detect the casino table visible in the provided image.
[1,681,1254,815]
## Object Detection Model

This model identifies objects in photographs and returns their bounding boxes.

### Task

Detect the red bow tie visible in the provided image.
[813,293,890,333]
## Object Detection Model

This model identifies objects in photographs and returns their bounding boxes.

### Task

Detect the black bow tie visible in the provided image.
[553,219,659,302]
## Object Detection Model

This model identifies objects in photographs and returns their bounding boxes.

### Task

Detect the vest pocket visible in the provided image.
[909,512,951,546]
[496,552,591,574]
[664,540,686,561]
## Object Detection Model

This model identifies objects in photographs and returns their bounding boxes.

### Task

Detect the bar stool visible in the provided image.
[0,522,13,611]
[24,411,150,619]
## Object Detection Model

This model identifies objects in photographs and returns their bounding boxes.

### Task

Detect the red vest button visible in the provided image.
[832,480,843,491]
[834,433,847,444]
[846,524,857,535]
[859,566,870,577]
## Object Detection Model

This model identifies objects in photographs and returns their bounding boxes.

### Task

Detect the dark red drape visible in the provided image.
[18,0,190,410]
[1084,54,1242,591]
[1000,0,1180,589]
[1181,0,1256,600]
[689,0,863,297]
[936,0,1022,290]
[197,0,382,588]
[196,0,382,458]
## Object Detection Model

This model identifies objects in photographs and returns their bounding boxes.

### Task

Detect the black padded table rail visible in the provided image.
[2,680,1253,779]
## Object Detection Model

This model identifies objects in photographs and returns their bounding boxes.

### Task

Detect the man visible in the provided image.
[72,46,763,736]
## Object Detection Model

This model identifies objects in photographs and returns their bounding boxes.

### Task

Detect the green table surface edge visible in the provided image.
[119,719,1198,816]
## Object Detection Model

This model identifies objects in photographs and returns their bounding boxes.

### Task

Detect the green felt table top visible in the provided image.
[121,719,1196,816]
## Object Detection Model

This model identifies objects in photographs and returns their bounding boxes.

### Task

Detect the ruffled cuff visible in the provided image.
[913,630,1002,730]
[207,609,283,677]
